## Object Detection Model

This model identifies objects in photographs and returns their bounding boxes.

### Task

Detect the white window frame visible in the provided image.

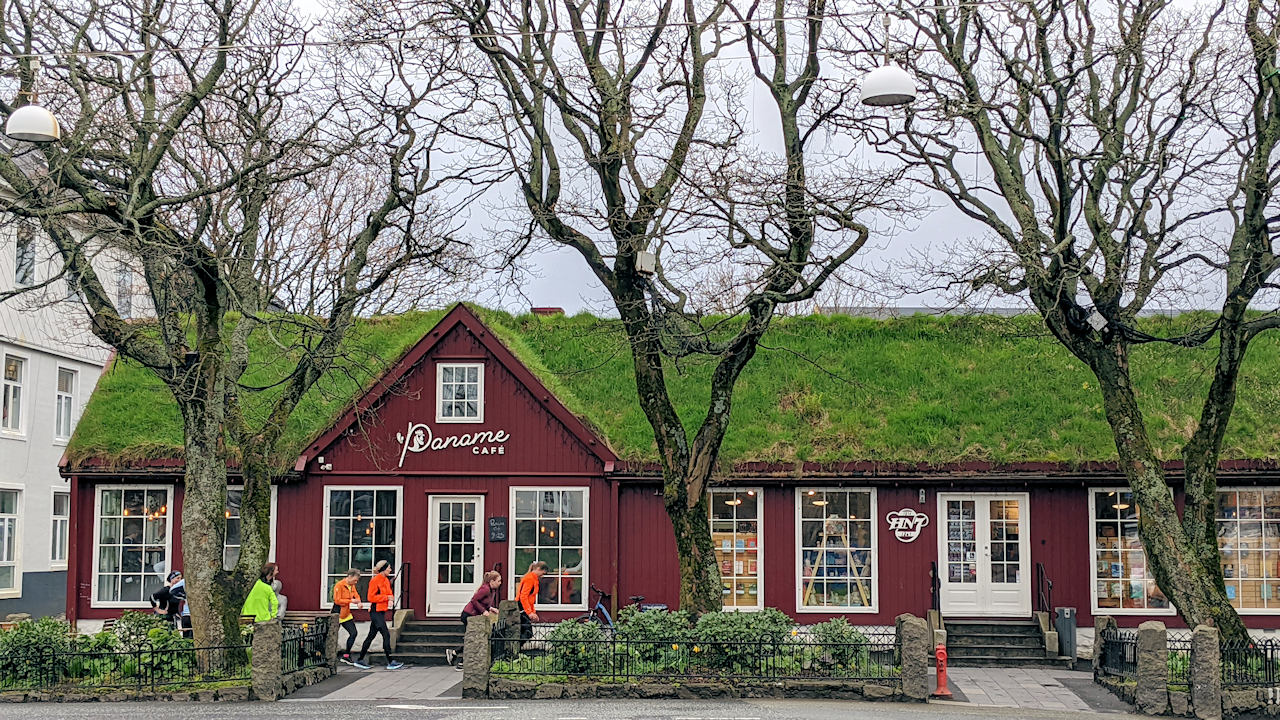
[0,485,22,598]
[319,486,403,608]
[1087,488,1177,616]
[507,486,590,612]
[13,224,35,287]
[115,263,133,320]
[795,487,878,614]
[90,485,173,609]
[1216,487,1280,616]
[1,353,25,435]
[708,487,764,611]
[51,489,70,570]
[435,362,485,424]
[223,485,278,570]
[54,366,76,443]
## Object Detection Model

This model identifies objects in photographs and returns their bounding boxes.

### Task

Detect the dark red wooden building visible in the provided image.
[62,305,1280,634]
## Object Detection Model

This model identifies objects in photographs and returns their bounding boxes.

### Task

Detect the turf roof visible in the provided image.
[64,307,1280,472]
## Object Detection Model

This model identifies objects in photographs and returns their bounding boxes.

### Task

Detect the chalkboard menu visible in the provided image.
[488,516,508,543]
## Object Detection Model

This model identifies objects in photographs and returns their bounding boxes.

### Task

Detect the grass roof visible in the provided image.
[65,308,1280,471]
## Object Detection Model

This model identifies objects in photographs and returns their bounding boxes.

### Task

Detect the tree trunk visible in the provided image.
[667,489,721,614]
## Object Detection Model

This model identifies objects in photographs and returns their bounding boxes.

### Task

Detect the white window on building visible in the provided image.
[323,488,399,603]
[436,363,483,423]
[1089,489,1172,613]
[1,355,23,433]
[224,486,277,570]
[52,492,69,567]
[709,488,762,610]
[14,224,35,287]
[0,490,18,593]
[511,488,587,609]
[55,368,76,441]
[115,263,133,319]
[1217,489,1280,612]
[798,488,876,611]
[93,487,170,606]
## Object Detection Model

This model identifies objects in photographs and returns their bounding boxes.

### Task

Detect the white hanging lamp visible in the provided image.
[860,14,917,107]
[5,57,61,143]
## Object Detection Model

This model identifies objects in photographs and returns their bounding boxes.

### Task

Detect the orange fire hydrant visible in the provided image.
[932,643,953,699]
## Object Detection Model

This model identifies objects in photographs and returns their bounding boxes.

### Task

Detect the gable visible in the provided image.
[299,306,615,476]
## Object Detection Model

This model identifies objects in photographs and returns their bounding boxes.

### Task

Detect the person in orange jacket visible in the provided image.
[354,560,403,670]
[331,569,362,665]
[516,561,548,641]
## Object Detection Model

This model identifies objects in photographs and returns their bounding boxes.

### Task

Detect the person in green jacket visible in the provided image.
[242,562,280,622]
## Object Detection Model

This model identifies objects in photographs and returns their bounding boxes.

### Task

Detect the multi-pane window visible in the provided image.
[51,492,69,566]
[512,488,586,608]
[325,488,398,602]
[224,488,243,571]
[1091,489,1170,611]
[55,368,76,440]
[115,263,132,319]
[1217,489,1280,611]
[798,489,875,610]
[14,224,34,287]
[436,499,477,585]
[709,489,761,609]
[94,487,169,604]
[0,491,17,591]
[1,356,23,432]
[437,363,483,422]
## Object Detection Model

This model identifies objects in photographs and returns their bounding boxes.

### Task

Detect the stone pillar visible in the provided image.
[462,614,493,699]
[324,614,340,671]
[1135,620,1169,715]
[1093,615,1116,673]
[251,619,284,702]
[1190,625,1222,720]
[896,613,930,701]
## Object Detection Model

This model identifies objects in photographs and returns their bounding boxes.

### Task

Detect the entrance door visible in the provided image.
[427,495,484,616]
[937,493,1030,616]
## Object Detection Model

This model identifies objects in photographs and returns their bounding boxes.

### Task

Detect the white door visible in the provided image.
[427,495,484,616]
[937,493,1031,617]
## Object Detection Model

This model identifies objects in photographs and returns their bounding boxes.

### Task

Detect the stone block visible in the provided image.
[1045,630,1059,656]
[251,619,284,702]
[1170,690,1190,716]
[1223,689,1262,714]
[864,682,896,699]
[534,683,565,699]
[1190,625,1221,720]
[1094,615,1116,671]
[678,681,731,699]
[1135,620,1169,715]
[896,613,930,701]
[636,683,675,698]
[562,684,598,699]
[217,687,250,702]
[325,612,341,670]
[462,614,493,698]
[595,684,623,699]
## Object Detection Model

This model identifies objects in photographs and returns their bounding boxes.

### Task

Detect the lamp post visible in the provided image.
[860,13,917,107]
[5,57,60,143]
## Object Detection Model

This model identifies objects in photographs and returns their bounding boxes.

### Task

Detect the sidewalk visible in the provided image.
[938,668,1134,714]
[284,664,462,702]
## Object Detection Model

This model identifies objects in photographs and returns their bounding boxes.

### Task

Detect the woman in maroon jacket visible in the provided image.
[446,571,501,668]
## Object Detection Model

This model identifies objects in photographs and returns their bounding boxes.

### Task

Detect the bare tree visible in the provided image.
[0,0,479,645]
[869,0,1278,640]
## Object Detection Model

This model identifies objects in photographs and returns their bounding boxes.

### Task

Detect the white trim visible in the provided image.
[435,362,485,424]
[708,488,764,612]
[1087,487,1178,616]
[0,484,23,599]
[53,365,77,443]
[794,487,879,614]
[319,485,404,608]
[425,494,486,616]
[90,485,173,609]
[507,485,590,612]
[935,491,1033,617]
[50,488,70,570]
[1,352,27,437]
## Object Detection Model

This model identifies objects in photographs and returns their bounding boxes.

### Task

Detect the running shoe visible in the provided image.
[352,660,372,670]
[444,649,456,665]
[387,661,405,670]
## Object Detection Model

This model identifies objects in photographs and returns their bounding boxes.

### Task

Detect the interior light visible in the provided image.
[1113,503,1130,511]
[807,490,816,496]
[747,490,755,496]
[813,500,829,507]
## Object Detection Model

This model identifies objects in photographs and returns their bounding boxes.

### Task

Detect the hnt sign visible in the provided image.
[886,508,930,543]
[397,422,510,466]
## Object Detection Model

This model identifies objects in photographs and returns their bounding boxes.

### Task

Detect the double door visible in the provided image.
[937,493,1031,616]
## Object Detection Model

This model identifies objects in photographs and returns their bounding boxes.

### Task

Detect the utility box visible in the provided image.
[1055,607,1077,661]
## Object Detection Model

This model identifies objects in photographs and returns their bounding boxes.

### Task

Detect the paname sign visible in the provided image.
[885,508,930,543]
[396,422,510,467]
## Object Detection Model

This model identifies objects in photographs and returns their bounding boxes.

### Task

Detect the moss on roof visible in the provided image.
[65,308,1280,471]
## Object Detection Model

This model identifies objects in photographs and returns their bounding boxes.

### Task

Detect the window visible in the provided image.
[14,224,34,287]
[223,486,278,570]
[324,488,399,603]
[55,368,76,440]
[1,355,23,432]
[1217,489,1280,612]
[798,489,876,611]
[93,487,169,605]
[511,488,586,609]
[437,363,483,423]
[52,492,69,566]
[0,490,17,592]
[1090,489,1171,612]
[115,263,132,319]
[709,488,762,609]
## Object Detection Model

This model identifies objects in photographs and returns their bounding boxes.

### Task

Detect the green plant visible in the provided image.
[546,621,608,675]
[143,626,195,682]
[693,609,794,671]
[0,617,73,688]
[810,618,871,668]
[113,611,171,651]
[616,608,692,663]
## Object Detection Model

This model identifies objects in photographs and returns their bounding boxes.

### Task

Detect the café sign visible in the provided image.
[886,508,930,543]
[397,422,510,467]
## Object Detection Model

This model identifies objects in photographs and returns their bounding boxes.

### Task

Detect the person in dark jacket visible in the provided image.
[445,571,501,669]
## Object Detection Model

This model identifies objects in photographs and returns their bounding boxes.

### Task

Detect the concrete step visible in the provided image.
[947,634,1043,648]
[947,644,1047,658]
[948,655,1075,669]
[398,630,464,642]
[945,621,1039,636]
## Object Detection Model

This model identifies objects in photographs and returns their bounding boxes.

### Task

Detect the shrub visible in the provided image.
[809,618,871,669]
[546,620,608,675]
[693,609,794,672]
[67,632,124,683]
[0,617,73,688]
[143,626,195,682]
[615,609,693,667]
[114,611,172,651]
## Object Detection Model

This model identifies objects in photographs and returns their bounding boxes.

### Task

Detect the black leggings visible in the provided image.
[358,611,394,663]
[341,618,358,655]
[455,611,474,659]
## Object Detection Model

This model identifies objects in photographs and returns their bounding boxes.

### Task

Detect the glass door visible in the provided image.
[938,493,1030,616]
[427,495,483,615]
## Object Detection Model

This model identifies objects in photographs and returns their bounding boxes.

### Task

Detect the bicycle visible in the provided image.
[577,583,615,628]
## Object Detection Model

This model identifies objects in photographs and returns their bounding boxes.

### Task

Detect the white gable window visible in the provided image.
[1,355,24,433]
[437,363,484,423]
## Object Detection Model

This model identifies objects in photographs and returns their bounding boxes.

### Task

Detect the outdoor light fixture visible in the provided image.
[860,14,917,107]
[5,58,61,142]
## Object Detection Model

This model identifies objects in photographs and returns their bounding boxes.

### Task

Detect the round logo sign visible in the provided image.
[886,508,930,542]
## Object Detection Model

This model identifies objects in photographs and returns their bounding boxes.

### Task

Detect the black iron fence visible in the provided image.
[1221,638,1280,689]
[490,622,898,682]
[1099,628,1138,680]
[0,643,251,692]
[1167,631,1193,689]
[282,616,331,674]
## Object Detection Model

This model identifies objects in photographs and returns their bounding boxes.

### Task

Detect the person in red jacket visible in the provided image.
[354,560,403,670]
[445,570,501,669]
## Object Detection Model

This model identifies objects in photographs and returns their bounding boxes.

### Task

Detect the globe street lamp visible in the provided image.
[5,58,61,143]
[860,14,917,107]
